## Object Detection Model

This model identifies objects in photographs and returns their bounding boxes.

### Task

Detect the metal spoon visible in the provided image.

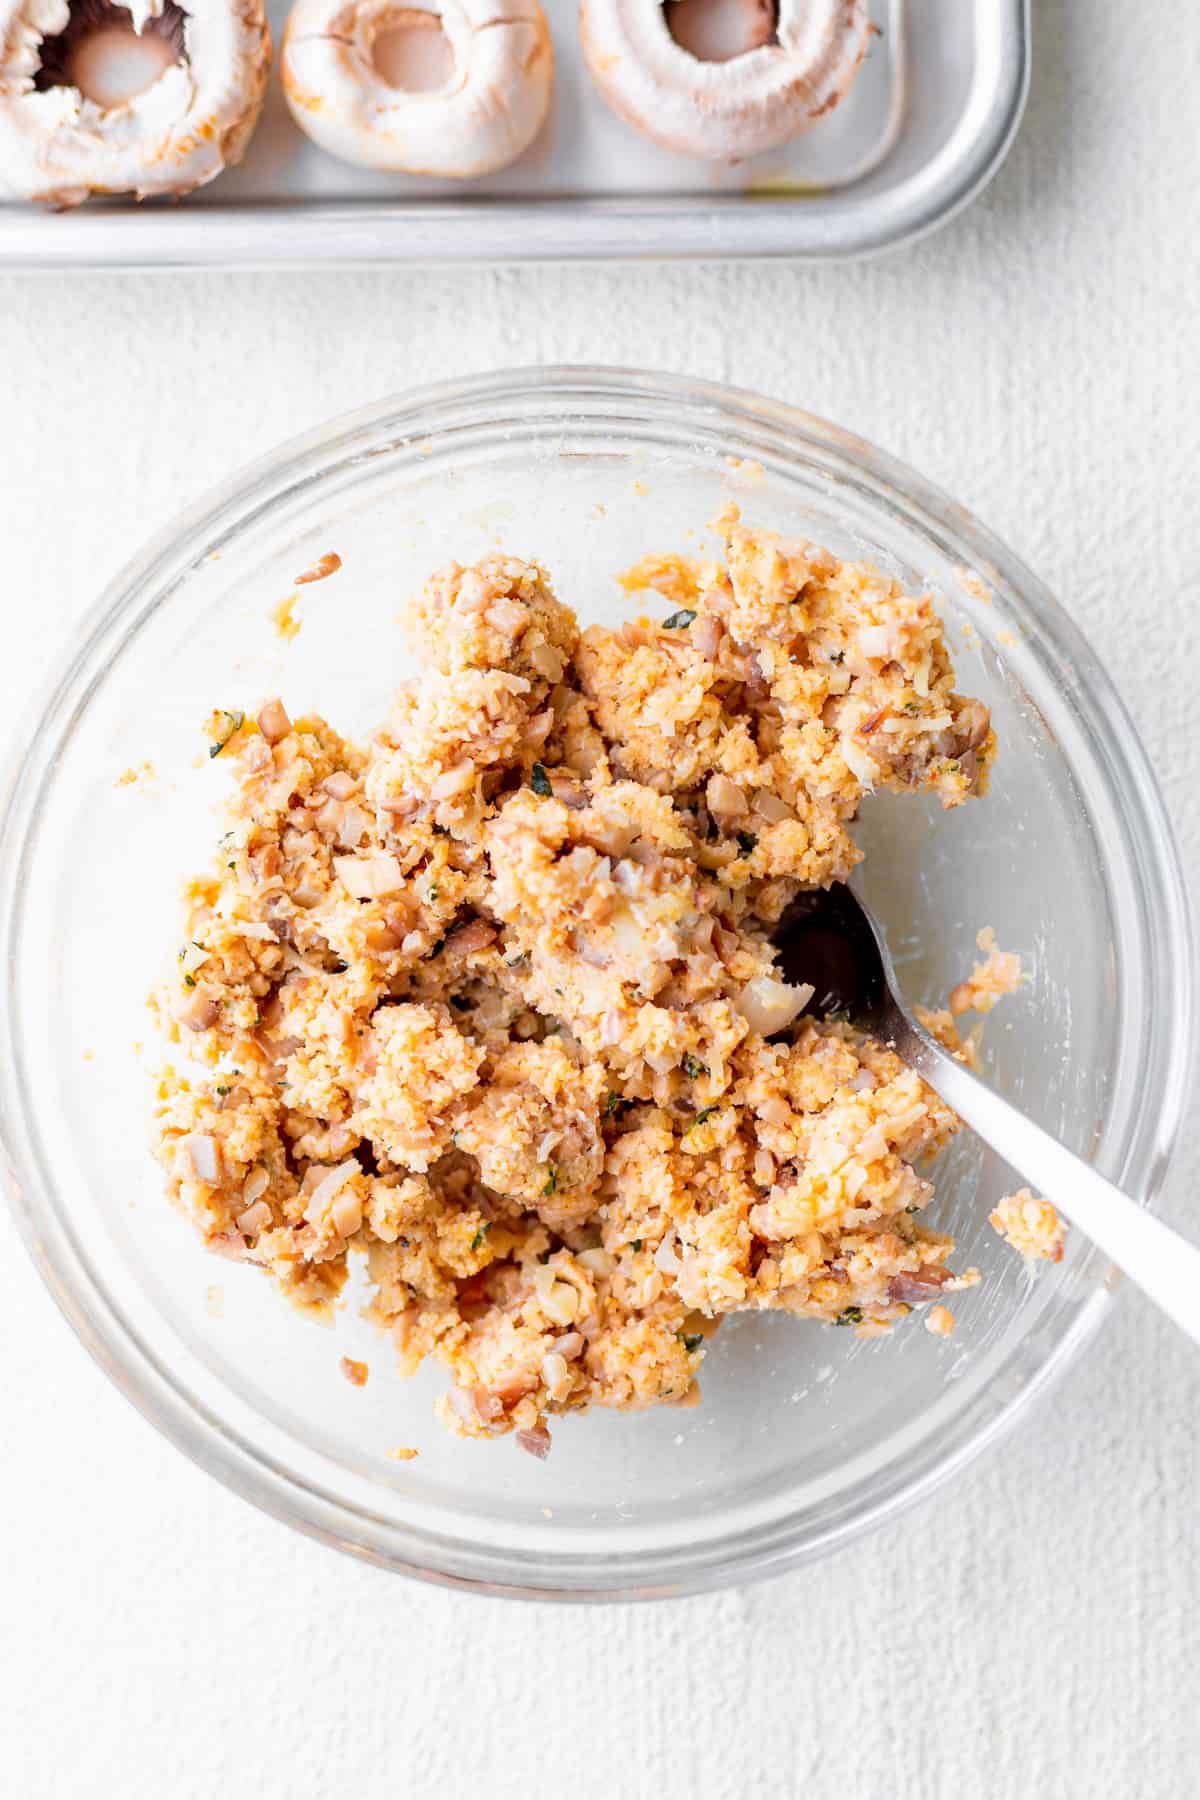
[773,884,1200,1345]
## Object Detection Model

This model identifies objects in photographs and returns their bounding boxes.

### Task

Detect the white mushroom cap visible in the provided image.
[581,0,871,163]
[0,0,271,206]
[282,0,553,179]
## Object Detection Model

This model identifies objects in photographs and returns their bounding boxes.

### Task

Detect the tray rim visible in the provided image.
[0,0,1029,270]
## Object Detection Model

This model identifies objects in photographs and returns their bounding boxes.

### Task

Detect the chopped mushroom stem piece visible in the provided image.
[0,0,271,206]
[580,0,871,163]
[281,0,552,177]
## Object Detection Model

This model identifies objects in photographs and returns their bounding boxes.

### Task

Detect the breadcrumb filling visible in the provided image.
[154,509,1038,1450]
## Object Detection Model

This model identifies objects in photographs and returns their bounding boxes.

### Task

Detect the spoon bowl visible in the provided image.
[776,884,1200,1347]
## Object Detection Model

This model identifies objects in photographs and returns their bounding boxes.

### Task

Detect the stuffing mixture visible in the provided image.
[153,507,1054,1452]
[990,1189,1066,1263]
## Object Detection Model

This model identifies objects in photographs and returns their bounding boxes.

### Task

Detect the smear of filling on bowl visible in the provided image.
[153,506,1049,1455]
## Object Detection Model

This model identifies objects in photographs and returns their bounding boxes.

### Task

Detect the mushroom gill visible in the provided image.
[0,0,272,206]
[580,0,872,163]
[281,0,553,179]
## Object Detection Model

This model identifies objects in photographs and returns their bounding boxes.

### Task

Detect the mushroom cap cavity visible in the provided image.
[581,0,872,163]
[0,0,272,205]
[282,0,553,179]
[666,0,775,64]
[61,11,178,107]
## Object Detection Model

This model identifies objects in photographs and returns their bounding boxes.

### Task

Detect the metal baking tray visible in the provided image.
[0,0,1028,268]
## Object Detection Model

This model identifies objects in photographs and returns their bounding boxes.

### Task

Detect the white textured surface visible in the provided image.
[2,6,1200,1795]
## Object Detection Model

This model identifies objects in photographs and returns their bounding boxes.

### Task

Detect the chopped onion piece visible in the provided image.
[303,1158,359,1224]
[241,1165,269,1205]
[736,974,814,1036]
[543,1281,579,1326]
[654,1234,681,1274]
[840,737,881,786]
[335,804,372,849]
[431,763,476,801]
[180,1132,221,1184]
[236,1199,272,1236]
[857,621,903,660]
[334,853,406,899]
[532,1262,557,1301]
[178,942,210,978]
[576,1248,613,1279]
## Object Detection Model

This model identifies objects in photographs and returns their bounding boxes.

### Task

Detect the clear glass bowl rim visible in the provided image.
[0,365,1193,1602]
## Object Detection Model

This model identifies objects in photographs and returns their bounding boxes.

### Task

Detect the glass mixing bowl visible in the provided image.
[0,368,1192,1600]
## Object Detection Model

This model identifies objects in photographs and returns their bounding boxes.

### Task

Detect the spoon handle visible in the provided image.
[894,1015,1200,1346]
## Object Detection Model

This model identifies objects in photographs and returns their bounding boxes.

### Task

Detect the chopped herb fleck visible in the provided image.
[183,974,196,989]
[470,1223,492,1252]
[209,710,244,757]
[530,762,553,797]
[680,1332,705,1354]
[604,1090,622,1116]
[835,1306,863,1327]
[825,1007,851,1025]
[542,1165,558,1197]
[690,1106,717,1130]
[428,936,446,959]
[631,1239,642,1253]
[215,1085,229,1097]
[682,1054,706,1080]
[906,1204,921,1215]
[903,700,920,716]
[736,831,758,859]
[427,884,439,904]
[829,649,845,665]
[662,608,697,630]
